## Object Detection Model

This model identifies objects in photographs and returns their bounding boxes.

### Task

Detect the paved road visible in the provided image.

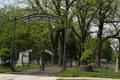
[7,67,62,76]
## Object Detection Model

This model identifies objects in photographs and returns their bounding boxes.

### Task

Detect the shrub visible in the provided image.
[80,49,93,65]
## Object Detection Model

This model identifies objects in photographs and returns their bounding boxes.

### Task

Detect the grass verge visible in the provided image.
[53,67,120,79]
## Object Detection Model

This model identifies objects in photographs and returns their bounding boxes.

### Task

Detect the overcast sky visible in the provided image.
[0,0,14,8]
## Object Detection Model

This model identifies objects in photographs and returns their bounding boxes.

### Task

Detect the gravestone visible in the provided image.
[16,49,32,67]
[72,61,76,66]
[34,60,37,64]
[0,58,2,65]
[16,52,23,67]
[100,59,107,68]
[115,58,118,73]
[39,57,42,65]
[23,52,29,64]
[66,62,71,66]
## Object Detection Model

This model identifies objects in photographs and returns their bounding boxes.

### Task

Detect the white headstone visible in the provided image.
[23,52,29,63]
[0,58,2,65]
[100,59,107,68]
[16,52,23,67]
[72,61,76,66]
[39,57,42,65]
[115,58,118,73]
[16,49,32,67]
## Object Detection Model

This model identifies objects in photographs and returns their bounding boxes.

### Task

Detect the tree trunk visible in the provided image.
[95,22,103,67]
[95,39,101,67]
[79,31,86,65]
[80,37,85,65]
[50,31,59,65]
[118,39,120,69]
[51,46,57,64]
[58,29,64,66]
[78,45,81,66]
[58,45,63,65]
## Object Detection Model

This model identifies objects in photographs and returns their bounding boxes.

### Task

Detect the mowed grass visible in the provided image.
[53,67,120,79]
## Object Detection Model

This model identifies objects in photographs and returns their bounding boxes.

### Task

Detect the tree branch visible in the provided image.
[67,0,77,11]
[34,0,44,13]
[71,25,81,39]
[105,21,120,23]
[101,30,120,42]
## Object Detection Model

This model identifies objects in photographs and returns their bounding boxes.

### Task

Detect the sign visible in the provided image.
[45,50,54,56]
[21,14,60,23]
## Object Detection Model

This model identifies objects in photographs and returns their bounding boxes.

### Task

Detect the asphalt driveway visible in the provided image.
[7,67,62,76]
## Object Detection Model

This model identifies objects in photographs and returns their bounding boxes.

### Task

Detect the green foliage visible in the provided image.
[80,49,93,65]
[101,39,113,61]
[0,48,10,57]
[66,30,77,60]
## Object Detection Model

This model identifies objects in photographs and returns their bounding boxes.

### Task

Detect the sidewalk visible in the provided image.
[0,74,120,80]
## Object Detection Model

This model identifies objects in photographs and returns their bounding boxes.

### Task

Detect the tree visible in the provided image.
[70,0,97,65]
[66,30,77,64]
[0,48,10,62]
[101,39,113,61]
[80,49,93,65]
[95,0,120,67]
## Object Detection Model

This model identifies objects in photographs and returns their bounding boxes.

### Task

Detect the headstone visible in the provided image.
[72,61,76,66]
[67,62,71,66]
[23,52,29,64]
[39,57,42,65]
[16,52,23,67]
[34,60,37,64]
[0,58,2,65]
[115,58,118,73]
[16,49,32,67]
[100,59,107,68]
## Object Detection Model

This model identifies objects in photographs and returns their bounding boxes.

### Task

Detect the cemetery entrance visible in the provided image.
[10,14,60,71]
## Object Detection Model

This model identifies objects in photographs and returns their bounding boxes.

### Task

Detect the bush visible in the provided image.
[80,49,93,65]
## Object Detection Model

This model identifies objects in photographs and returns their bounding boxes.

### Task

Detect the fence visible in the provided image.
[73,60,120,77]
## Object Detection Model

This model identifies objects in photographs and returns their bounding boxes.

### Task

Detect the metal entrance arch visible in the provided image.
[21,14,60,71]
[21,14,60,23]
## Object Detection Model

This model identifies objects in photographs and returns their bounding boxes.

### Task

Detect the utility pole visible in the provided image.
[10,17,16,69]
[42,44,45,71]
[62,15,67,71]
[62,0,68,70]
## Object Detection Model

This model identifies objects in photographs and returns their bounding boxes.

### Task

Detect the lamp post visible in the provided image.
[62,16,67,71]
[10,17,16,69]
[42,44,45,71]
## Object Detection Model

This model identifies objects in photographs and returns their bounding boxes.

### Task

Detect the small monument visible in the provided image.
[39,57,42,65]
[16,49,32,67]
[0,58,2,65]
[72,61,76,66]
[16,52,23,67]
[23,52,29,64]
[115,58,118,73]
[100,59,107,68]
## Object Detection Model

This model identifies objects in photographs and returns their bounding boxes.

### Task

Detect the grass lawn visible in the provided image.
[53,67,120,79]
[0,63,60,73]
